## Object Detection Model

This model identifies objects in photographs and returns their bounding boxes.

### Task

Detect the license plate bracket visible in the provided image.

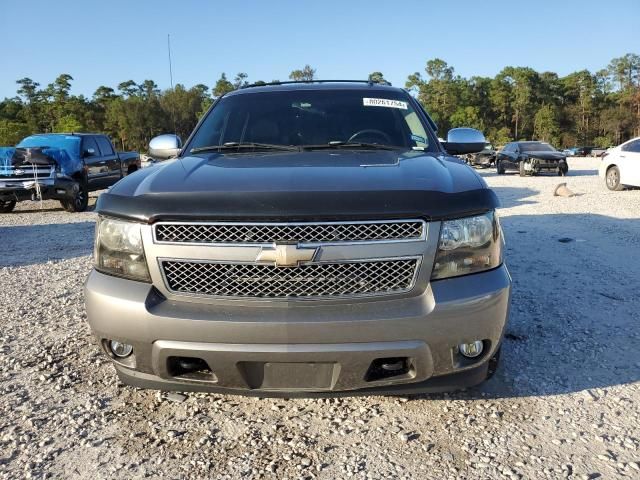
[238,361,338,390]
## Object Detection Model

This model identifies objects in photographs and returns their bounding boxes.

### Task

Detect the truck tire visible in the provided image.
[0,200,16,213]
[606,166,623,191]
[60,180,89,212]
[519,161,526,177]
[496,159,505,175]
[558,161,568,176]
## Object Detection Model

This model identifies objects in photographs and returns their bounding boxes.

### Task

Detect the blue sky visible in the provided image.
[1,0,638,98]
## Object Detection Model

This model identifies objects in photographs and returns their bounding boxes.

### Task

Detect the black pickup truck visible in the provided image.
[0,133,139,213]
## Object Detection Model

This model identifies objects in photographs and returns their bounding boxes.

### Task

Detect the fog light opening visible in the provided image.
[109,340,133,358]
[458,341,484,358]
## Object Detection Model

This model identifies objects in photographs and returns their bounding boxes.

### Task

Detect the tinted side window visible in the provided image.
[82,137,100,156]
[622,140,640,153]
[96,136,115,156]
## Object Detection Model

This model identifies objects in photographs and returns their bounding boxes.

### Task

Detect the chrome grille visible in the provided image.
[161,259,419,298]
[0,165,54,180]
[155,221,424,244]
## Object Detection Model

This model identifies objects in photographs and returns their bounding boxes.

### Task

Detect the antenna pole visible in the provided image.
[167,34,177,137]
[167,34,174,90]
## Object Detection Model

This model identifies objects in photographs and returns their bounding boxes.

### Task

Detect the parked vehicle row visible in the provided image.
[0,133,140,213]
[461,136,639,191]
[564,146,611,158]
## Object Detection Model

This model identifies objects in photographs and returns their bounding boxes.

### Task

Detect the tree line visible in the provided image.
[1,55,638,151]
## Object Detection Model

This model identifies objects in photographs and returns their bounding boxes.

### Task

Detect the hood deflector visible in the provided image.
[98,188,499,223]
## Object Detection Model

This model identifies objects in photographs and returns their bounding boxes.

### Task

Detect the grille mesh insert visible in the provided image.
[155,221,423,244]
[162,259,418,298]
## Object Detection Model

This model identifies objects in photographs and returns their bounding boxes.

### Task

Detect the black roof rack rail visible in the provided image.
[240,79,392,89]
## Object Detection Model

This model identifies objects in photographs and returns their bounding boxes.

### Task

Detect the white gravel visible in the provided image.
[0,157,639,479]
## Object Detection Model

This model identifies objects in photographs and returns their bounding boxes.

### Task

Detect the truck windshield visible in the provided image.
[188,89,433,152]
[521,143,555,152]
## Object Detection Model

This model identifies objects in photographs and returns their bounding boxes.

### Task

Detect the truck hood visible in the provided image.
[98,150,498,222]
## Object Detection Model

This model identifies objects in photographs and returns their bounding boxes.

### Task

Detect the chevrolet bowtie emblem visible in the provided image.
[256,244,318,267]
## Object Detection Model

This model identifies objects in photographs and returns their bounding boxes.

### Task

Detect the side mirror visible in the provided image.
[149,134,182,160]
[443,128,486,155]
[83,148,96,157]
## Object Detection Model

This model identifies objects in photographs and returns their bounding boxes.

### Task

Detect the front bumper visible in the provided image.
[0,177,78,202]
[85,264,511,396]
[469,154,494,166]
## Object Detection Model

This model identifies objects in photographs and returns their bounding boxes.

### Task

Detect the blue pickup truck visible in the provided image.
[0,133,139,213]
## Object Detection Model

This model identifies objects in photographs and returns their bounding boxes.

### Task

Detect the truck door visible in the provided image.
[82,136,108,189]
[95,136,121,186]
[620,139,640,186]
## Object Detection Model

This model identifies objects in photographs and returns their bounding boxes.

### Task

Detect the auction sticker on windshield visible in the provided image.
[363,98,408,110]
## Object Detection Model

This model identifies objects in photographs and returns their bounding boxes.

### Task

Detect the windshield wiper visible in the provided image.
[302,141,400,151]
[191,142,300,153]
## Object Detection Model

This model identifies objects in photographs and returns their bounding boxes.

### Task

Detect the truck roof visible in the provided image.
[227,80,403,96]
[28,132,104,137]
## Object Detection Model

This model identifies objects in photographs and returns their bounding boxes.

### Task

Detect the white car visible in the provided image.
[599,137,640,190]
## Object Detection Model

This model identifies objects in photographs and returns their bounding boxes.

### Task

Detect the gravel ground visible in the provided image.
[0,157,639,479]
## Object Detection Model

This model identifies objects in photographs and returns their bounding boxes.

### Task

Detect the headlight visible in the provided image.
[431,211,503,280]
[94,216,151,282]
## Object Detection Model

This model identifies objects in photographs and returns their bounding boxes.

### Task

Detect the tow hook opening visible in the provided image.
[365,357,414,382]
[167,356,217,382]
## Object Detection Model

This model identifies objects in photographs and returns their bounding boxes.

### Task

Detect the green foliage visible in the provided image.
[450,106,484,131]
[54,114,83,133]
[1,56,638,152]
[490,127,512,147]
[160,84,209,141]
[407,59,461,133]
[533,104,560,144]
[368,72,386,83]
[0,119,30,145]
[592,135,614,147]
[213,73,234,98]
[289,65,316,81]
[233,73,249,89]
